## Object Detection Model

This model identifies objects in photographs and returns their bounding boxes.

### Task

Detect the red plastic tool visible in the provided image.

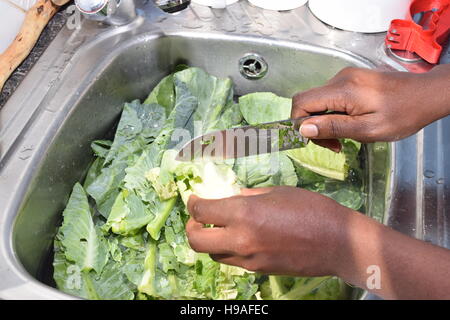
[386,0,450,64]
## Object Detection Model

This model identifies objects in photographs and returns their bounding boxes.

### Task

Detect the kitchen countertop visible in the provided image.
[0,8,67,110]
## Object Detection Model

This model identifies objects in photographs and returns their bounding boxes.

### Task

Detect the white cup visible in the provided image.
[308,0,411,33]
[248,0,308,11]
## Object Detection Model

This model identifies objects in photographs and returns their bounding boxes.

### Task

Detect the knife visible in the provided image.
[175,117,312,162]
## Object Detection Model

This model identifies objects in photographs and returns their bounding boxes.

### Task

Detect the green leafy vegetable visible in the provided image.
[53,241,135,300]
[234,152,298,188]
[144,75,176,115]
[174,67,235,135]
[239,92,292,125]
[104,191,154,236]
[57,183,108,274]
[91,140,112,159]
[54,67,365,300]
[104,101,166,165]
[146,197,177,240]
[287,143,350,181]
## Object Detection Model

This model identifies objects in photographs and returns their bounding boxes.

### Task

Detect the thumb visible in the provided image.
[300,115,366,141]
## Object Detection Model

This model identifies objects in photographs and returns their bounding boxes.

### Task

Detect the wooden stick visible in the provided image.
[0,0,70,92]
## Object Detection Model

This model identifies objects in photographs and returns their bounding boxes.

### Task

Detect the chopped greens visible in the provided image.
[53,67,364,300]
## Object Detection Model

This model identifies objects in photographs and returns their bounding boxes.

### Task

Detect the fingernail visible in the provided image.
[300,124,319,138]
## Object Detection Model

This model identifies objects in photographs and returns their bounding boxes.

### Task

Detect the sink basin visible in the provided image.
[5,3,446,299]
[0,30,390,299]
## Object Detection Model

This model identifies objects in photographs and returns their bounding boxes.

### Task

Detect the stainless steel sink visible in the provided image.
[1,1,448,299]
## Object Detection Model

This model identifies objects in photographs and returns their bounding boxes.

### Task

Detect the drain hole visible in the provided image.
[239,54,268,80]
[242,59,263,75]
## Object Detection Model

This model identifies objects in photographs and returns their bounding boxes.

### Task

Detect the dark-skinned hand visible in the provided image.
[185,65,450,299]
[293,65,450,150]
[186,186,355,277]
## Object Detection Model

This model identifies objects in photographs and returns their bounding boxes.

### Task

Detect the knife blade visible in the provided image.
[175,117,312,162]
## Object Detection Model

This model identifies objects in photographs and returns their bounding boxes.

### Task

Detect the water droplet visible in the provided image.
[436,178,445,184]
[21,145,34,152]
[424,170,435,178]
[19,145,34,160]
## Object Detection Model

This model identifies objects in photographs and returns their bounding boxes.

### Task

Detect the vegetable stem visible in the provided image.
[147,197,177,240]
[138,240,158,296]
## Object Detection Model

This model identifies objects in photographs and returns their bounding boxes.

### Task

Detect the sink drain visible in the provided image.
[239,53,268,80]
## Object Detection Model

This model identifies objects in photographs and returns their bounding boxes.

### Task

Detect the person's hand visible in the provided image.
[186,186,450,299]
[293,65,450,145]
[186,186,357,277]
